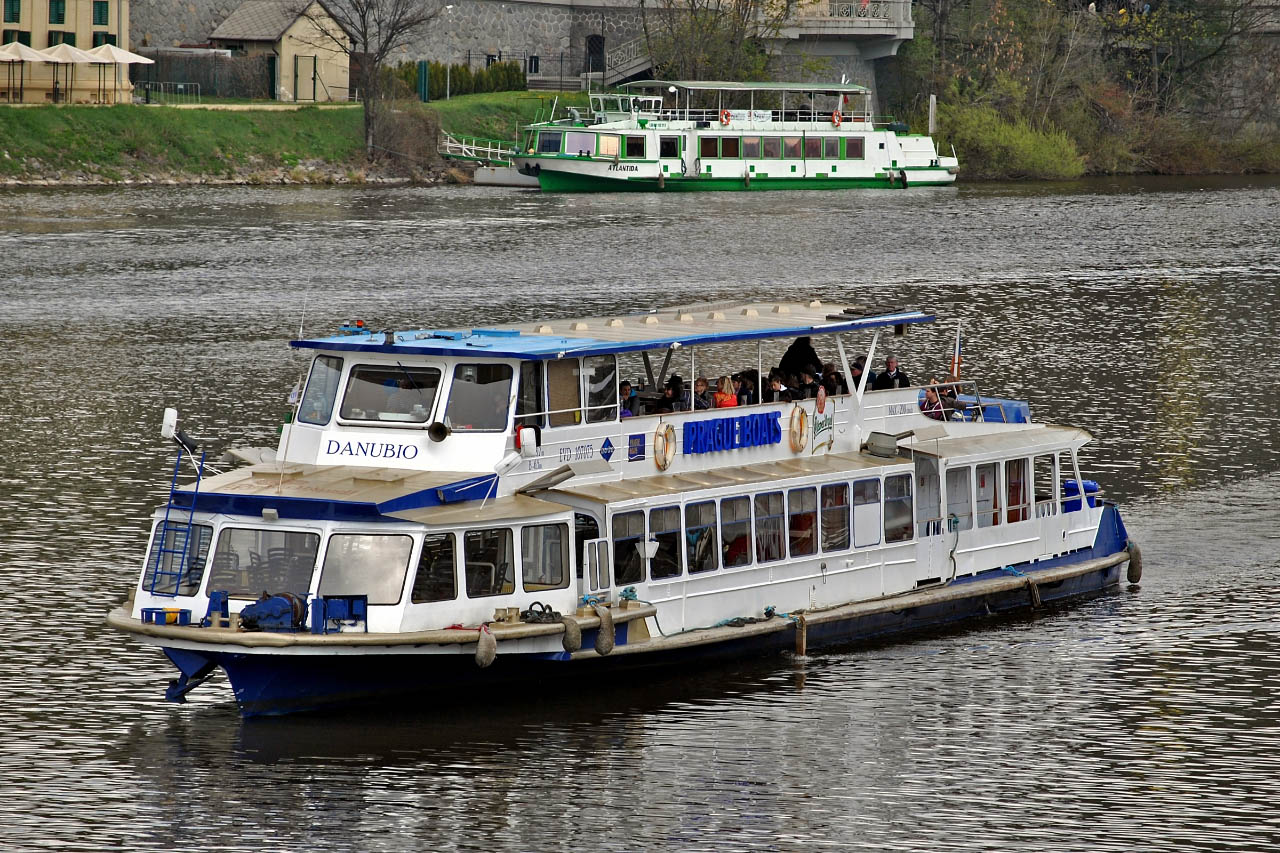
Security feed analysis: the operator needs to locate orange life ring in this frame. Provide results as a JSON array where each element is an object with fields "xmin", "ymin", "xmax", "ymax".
[
  {"xmin": 719, "ymin": 109, "xmax": 732, "ymax": 126},
  {"xmin": 654, "ymin": 423, "xmax": 677, "ymax": 471},
  {"xmin": 831, "ymin": 111, "xmax": 843, "ymax": 127},
  {"xmin": 788, "ymin": 406, "xmax": 808, "ymax": 453}
]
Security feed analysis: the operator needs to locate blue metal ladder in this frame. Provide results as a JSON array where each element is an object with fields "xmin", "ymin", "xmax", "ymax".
[{"xmin": 147, "ymin": 448, "xmax": 206, "ymax": 597}]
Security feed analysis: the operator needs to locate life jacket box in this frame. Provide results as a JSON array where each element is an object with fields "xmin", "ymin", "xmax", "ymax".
[{"xmin": 1062, "ymin": 479, "xmax": 1100, "ymax": 512}]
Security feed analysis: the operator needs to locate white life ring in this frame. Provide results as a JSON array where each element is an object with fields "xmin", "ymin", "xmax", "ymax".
[
  {"xmin": 788, "ymin": 406, "xmax": 808, "ymax": 453},
  {"xmin": 654, "ymin": 423, "xmax": 676, "ymax": 471}
]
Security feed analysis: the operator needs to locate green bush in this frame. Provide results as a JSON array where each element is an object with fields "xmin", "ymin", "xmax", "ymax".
[{"xmin": 939, "ymin": 103, "xmax": 1085, "ymax": 180}]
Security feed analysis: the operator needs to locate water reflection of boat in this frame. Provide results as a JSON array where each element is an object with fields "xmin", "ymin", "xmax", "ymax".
[
  {"xmin": 512, "ymin": 81, "xmax": 960, "ymax": 192},
  {"xmin": 107, "ymin": 299, "xmax": 1138, "ymax": 716}
]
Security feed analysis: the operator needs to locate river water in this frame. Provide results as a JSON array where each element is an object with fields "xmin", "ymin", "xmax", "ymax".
[{"xmin": 1, "ymin": 176, "xmax": 1278, "ymax": 851}]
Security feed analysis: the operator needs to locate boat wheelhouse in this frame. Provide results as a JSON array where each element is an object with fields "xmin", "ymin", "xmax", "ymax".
[
  {"xmin": 512, "ymin": 81, "xmax": 960, "ymax": 193},
  {"xmin": 108, "ymin": 300, "xmax": 1137, "ymax": 716}
]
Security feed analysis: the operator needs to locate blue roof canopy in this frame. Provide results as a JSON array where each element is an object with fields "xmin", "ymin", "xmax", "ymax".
[{"xmin": 291, "ymin": 301, "xmax": 935, "ymax": 361}]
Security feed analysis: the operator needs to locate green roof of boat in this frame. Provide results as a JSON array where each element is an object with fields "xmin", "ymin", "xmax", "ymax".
[{"xmin": 621, "ymin": 80, "xmax": 871, "ymax": 95}]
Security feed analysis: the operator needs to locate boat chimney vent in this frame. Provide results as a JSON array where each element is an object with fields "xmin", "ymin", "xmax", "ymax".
[{"xmin": 864, "ymin": 429, "xmax": 914, "ymax": 458}]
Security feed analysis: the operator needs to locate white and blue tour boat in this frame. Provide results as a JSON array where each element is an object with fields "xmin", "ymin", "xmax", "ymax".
[
  {"xmin": 108, "ymin": 300, "xmax": 1138, "ymax": 716},
  {"xmin": 513, "ymin": 81, "xmax": 960, "ymax": 192}
]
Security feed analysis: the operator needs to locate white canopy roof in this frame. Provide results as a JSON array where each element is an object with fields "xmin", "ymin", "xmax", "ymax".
[
  {"xmin": 85, "ymin": 43, "xmax": 155, "ymax": 64},
  {"xmin": 0, "ymin": 42, "xmax": 49, "ymax": 63},
  {"xmin": 40, "ymin": 43, "xmax": 96, "ymax": 64}
]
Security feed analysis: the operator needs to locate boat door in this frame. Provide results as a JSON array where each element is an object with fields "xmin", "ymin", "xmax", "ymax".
[
  {"xmin": 657, "ymin": 133, "xmax": 683, "ymax": 180},
  {"xmin": 914, "ymin": 456, "xmax": 946, "ymax": 583}
]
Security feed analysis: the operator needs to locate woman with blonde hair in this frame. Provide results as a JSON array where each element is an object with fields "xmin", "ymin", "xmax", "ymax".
[{"xmin": 713, "ymin": 376, "xmax": 739, "ymax": 408}]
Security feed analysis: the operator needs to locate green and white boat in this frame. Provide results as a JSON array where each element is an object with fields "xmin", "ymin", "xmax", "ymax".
[{"xmin": 513, "ymin": 80, "xmax": 959, "ymax": 193}]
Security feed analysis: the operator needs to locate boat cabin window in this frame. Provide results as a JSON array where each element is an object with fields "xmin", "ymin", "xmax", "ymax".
[
  {"xmin": 598, "ymin": 134, "xmax": 621, "ymax": 157},
  {"xmin": 340, "ymin": 364, "xmax": 440, "ymax": 423},
  {"xmin": 583, "ymin": 355, "xmax": 618, "ymax": 423},
  {"xmin": 844, "ymin": 137, "xmax": 865, "ymax": 159},
  {"xmin": 821, "ymin": 483, "xmax": 850, "ymax": 551},
  {"xmin": 208, "ymin": 528, "xmax": 319, "ymax": 598},
  {"xmin": 700, "ymin": 137, "xmax": 719, "ymax": 159},
  {"xmin": 659, "ymin": 136, "xmax": 680, "ymax": 158},
  {"xmin": 625, "ymin": 136, "xmax": 645, "ymax": 158},
  {"xmin": 649, "ymin": 506, "xmax": 682, "ymax": 580},
  {"xmin": 685, "ymin": 501, "xmax": 718, "ymax": 574},
  {"xmin": 762, "ymin": 137, "xmax": 781, "ymax": 158},
  {"xmin": 515, "ymin": 361, "xmax": 545, "ymax": 429},
  {"xmin": 853, "ymin": 478, "xmax": 882, "ymax": 547},
  {"xmin": 298, "ymin": 355, "xmax": 343, "ymax": 426},
  {"xmin": 1034, "ymin": 454, "xmax": 1059, "ymax": 518},
  {"xmin": 824, "ymin": 137, "xmax": 839, "ymax": 159},
  {"xmin": 976, "ymin": 462, "xmax": 1000, "ymax": 528},
  {"xmin": 464, "ymin": 528, "xmax": 515, "ymax": 597},
  {"xmin": 547, "ymin": 359, "xmax": 582, "ymax": 427},
  {"xmin": 143, "ymin": 522, "xmax": 213, "ymax": 596},
  {"xmin": 538, "ymin": 131, "xmax": 562, "ymax": 154},
  {"xmin": 804, "ymin": 137, "xmax": 822, "ymax": 159},
  {"xmin": 319, "ymin": 533, "xmax": 413, "ymax": 605},
  {"xmin": 884, "ymin": 474, "xmax": 914, "ymax": 543},
  {"xmin": 788, "ymin": 487, "xmax": 817, "ymax": 557},
  {"xmin": 946, "ymin": 467, "xmax": 973, "ymax": 531},
  {"xmin": 445, "ymin": 363, "xmax": 513, "ymax": 431},
  {"xmin": 721, "ymin": 496, "xmax": 752, "ymax": 568},
  {"xmin": 411, "ymin": 532, "xmax": 457, "ymax": 602},
  {"xmin": 522, "ymin": 523, "xmax": 570, "ymax": 591},
  {"xmin": 721, "ymin": 137, "xmax": 741, "ymax": 158},
  {"xmin": 612, "ymin": 510, "xmax": 644, "ymax": 584},
  {"xmin": 1006, "ymin": 458, "xmax": 1030, "ymax": 524},
  {"xmin": 783, "ymin": 137, "xmax": 802, "ymax": 158},
  {"xmin": 565, "ymin": 130, "xmax": 594, "ymax": 157},
  {"xmin": 754, "ymin": 491, "xmax": 785, "ymax": 563},
  {"xmin": 742, "ymin": 136, "xmax": 760, "ymax": 157}
]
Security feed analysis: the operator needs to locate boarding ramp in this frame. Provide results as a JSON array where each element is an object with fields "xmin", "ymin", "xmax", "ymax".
[{"xmin": 439, "ymin": 132, "xmax": 518, "ymax": 166}]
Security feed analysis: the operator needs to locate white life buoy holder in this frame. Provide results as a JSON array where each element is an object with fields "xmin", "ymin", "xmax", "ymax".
[
  {"xmin": 788, "ymin": 406, "xmax": 808, "ymax": 453},
  {"xmin": 831, "ymin": 111, "xmax": 843, "ymax": 127},
  {"xmin": 720, "ymin": 109, "xmax": 732, "ymax": 126},
  {"xmin": 654, "ymin": 423, "xmax": 677, "ymax": 470}
]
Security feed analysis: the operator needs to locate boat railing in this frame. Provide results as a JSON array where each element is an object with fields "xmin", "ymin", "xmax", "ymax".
[{"xmin": 647, "ymin": 108, "xmax": 876, "ymax": 126}]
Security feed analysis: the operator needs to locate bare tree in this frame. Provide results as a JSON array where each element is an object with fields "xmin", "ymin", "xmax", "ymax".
[
  {"xmin": 293, "ymin": 0, "xmax": 443, "ymax": 158},
  {"xmin": 639, "ymin": 0, "xmax": 797, "ymax": 82}
]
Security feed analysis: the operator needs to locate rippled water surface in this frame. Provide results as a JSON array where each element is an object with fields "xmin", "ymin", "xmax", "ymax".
[{"xmin": 1, "ymin": 176, "xmax": 1279, "ymax": 851}]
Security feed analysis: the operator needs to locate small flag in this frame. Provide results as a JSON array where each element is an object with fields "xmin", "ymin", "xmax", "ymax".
[
  {"xmin": 949, "ymin": 323, "xmax": 963, "ymax": 379},
  {"xmin": 860, "ymin": 0, "xmax": 870, "ymax": 9},
  {"xmin": 287, "ymin": 380, "xmax": 302, "ymax": 405}
]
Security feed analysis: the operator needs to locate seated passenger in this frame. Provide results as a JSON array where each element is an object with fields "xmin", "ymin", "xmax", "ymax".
[
  {"xmin": 921, "ymin": 383, "xmax": 946, "ymax": 420},
  {"xmin": 663, "ymin": 375, "xmax": 689, "ymax": 411},
  {"xmin": 821, "ymin": 362, "xmax": 848, "ymax": 395},
  {"xmin": 712, "ymin": 376, "xmax": 739, "ymax": 408},
  {"xmin": 796, "ymin": 368, "xmax": 820, "ymax": 400},
  {"xmin": 692, "ymin": 377, "xmax": 713, "ymax": 410},
  {"xmin": 850, "ymin": 356, "xmax": 872, "ymax": 391},
  {"xmin": 732, "ymin": 373, "xmax": 756, "ymax": 406},
  {"xmin": 618, "ymin": 380, "xmax": 635, "ymax": 417},
  {"xmin": 871, "ymin": 355, "xmax": 911, "ymax": 390},
  {"xmin": 764, "ymin": 375, "xmax": 788, "ymax": 403}
]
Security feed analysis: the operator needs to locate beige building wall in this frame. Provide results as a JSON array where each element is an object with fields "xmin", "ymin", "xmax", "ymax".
[
  {"xmin": 1, "ymin": 0, "xmax": 132, "ymax": 102},
  {"xmin": 276, "ymin": 4, "xmax": 348, "ymax": 102}
]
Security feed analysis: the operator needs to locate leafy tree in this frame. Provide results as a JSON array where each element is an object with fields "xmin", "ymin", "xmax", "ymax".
[{"xmin": 293, "ymin": 0, "xmax": 444, "ymax": 157}]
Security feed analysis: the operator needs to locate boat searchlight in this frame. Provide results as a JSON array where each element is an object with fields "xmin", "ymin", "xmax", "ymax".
[
  {"xmin": 864, "ymin": 429, "xmax": 915, "ymax": 458},
  {"xmin": 160, "ymin": 407, "xmax": 199, "ymax": 456}
]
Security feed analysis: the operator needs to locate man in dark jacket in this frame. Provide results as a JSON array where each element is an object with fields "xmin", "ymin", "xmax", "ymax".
[
  {"xmin": 871, "ymin": 355, "xmax": 910, "ymax": 390},
  {"xmin": 780, "ymin": 336, "xmax": 822, "ymax": 380}
]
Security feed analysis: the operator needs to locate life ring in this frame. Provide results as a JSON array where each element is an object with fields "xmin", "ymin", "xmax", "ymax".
[
  {"xmin": 654, "ymin": 423, "xmax": 676, "ymax": 471},
  {"xmin": 788, "ymin": 406, "xmax": 808, "ymax": 453},
  {"xmin": 831, "ymin": 111, "xmax": 843, "ymax": 127},
  {"xmin": 720, "ymin": 109, "xmax": 732, "ymax": 126}
]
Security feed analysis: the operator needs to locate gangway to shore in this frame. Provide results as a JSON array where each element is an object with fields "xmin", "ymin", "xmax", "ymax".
[{"xmin": 438, "ymin": 132, "xmax": 518, "ymax": 166}]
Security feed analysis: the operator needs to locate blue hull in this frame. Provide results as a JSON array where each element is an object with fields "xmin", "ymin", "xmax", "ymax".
[{"xmin": 166, "ymin": 505, "xmax": 1132, "ymax": 717}]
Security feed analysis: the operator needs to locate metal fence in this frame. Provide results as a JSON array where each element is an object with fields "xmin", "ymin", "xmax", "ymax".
[
  {"xmin": 135, "ymin": 52, "xmax": 272, "ymax": 99},
  {"xmin": 132, "ymin": 81, "xmax": 203, "ymax": 105}
]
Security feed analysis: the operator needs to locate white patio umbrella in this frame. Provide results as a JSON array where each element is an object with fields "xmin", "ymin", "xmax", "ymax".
[
  {"xmin": 85, "ymin": 43, "xmax": 154, "ymax": 104},
  {"xmin": 39, "ymin": 42, "xmax": 95, "ymax": 103},
  {"xmin": 0, "ymin": 41, "xmax": 47, "ymax": 102}
]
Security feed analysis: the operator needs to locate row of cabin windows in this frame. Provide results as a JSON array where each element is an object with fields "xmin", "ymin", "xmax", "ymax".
[
  {"xmin": 536, "ymin": 130, "xmax": 866, "ymax": 161},
  {"xmin": 142, "ymin": 522, "xmax": 571, "ymax": 603},
  {"xmin": 2, "ymin": 0, "xmax": 111, "ymax": 24},
  {"xmin": 939, "ymin": 454, "xmax": 1068, "ymax": 536},
  {"xmin": 297, "ymin": 354, "xmax": 618, "ymax": 430},
  {"xmin": 609, "ymin": 475, "xmax": 912, "ymax": 584}
]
